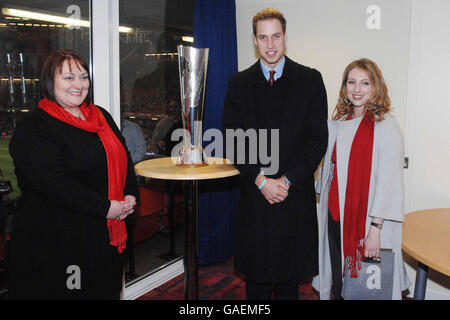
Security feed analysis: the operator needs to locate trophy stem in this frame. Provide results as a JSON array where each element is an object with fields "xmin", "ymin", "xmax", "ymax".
[{"xmin": 177, "ymin": 45, "xmax": 209, "ymax": 167}]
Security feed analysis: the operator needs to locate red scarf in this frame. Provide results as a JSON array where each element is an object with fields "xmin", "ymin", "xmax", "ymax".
[
  {"xmin": 342, "ymin": 112, "xmax": 374, "ymax": 277},
  {"xmin": 39, "ymin": 97, "xmax": 128, "ymax": 253}
]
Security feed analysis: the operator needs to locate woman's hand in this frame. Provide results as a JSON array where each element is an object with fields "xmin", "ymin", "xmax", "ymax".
[
  {"xmin": 364, "ymin": 218, "xmax": 384, "ymax": 258},
  {"xmin": 106, "ymin": 200, "xmax": 125, "ymax": 220},
  {"xmin": 364, "ymin": 227, "xmax": 381, "ymax": 258},
  {"xmin": 122, "ymin": 195, "xmax": 137, "ymax": 215},
  {"xmin": 106, "ymin": 196, "xmax": 137, "ymax": 220}
]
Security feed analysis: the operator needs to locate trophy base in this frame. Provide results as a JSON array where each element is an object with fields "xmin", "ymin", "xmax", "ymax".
[
  {"xmin": 177, "ymin": 162, "xmax": 208, "ymax": 168},
  {"xmin": 176, "ymin": 147, "xmax": 209, "ymax": 167}
]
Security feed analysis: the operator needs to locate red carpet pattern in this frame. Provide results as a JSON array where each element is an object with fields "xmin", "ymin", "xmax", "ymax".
[{"xmin": 138, "ymin": 257, "xmax": 319, "ymax": 300}]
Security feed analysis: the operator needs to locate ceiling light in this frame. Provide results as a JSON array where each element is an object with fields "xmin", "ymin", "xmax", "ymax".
[
  {"xmin": 182, "ymin": 36, "xmax": 194, "ymax": 43},
  {"xmin": 145, "ymin": 53, "xmax": 178, "ymax": 57},
  {"xmin": 2, "ymin": 8, "xmax": 133, "ymax": 33}
]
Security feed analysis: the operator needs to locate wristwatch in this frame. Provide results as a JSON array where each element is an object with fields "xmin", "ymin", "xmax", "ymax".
[
  {"xmin": 283, "ymin": 175, "xmax": 291, "ymax": 186},
  {"xmin": 370, "ymin": 221, "xmax": 383, "ymax": 230}
]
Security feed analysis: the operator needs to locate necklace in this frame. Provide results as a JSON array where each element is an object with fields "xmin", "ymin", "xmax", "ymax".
[{"xmin": 66, "ymin": 108, "xmax": 83, "ymax": 120}]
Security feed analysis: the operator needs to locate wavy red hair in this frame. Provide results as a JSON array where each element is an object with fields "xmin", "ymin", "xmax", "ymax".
[{"xmin": 333, "ymin": 58, "xmax": 391, "ymax": 122}]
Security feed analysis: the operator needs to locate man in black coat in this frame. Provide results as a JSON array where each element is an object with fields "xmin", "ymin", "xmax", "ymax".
[{"xmin": 222, "ymin": 8, "xmax": 328, "ymax": 300}]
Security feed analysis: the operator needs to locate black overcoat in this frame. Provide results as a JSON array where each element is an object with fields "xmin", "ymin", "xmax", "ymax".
[
  {"xmin": 222, "ymin": 57, "xmax": 328, "ymax": 283},
  {"xmin": 8, "ymin": 106, "xmax": 139, "ymax": 299}
]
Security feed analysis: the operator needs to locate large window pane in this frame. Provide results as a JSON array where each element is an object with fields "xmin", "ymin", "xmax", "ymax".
[
  {"xmin": 0, "ymin": 0, "xmax": 90, "ymax": 200},
  {"xmin": 119, "ymin": 0, "xmax": 194, "ymax": 285}
]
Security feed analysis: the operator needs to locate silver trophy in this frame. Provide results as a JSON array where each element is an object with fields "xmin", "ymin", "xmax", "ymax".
[{"xmin": 176, "ymin": 45, "xmax": 209, "ymax": 167}]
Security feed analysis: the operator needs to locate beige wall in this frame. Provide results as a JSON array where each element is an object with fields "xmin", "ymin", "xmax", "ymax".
[
  {"xmin": 236, "ymin": 0, "xmax": 410, "ymax": 129},
  {"xmin": 402, "ymin": 0, "xmax": 450, "ymax": 299},
  {"xmin": 236, "ymin": 0, "xmax": 450, "ymax": 300}
]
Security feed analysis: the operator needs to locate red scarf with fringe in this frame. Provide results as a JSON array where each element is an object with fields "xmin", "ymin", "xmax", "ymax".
[
  {"xmin": 343, "ymin": 112, "xmax": 374, "ymax": 278},
  {"xmin": 39, "ymin": 97, "xmax": 128, "ymax": 253}
]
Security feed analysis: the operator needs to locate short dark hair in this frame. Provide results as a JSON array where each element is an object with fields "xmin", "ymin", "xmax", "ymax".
[
  {"xmin": 40, "ymin": 49, "xmax": 91, "ymax": 104},
  {"xmin": 252, "ymin": 8, "xmax": 286, "ymax": 36}
]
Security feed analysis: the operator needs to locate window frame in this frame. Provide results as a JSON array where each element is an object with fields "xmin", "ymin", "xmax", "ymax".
[{"xmin": 90, "ymin": 0, "xmax": 184, "ymax": 299}]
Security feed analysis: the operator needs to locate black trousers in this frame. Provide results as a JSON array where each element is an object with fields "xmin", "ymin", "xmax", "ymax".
[
  {"xmin": 245, "ymin": 277, "xmax": 299, "ymax": 300},
  {"xmin": 328, "ymin": 211, "xmax": 343, "ymax": 300}
]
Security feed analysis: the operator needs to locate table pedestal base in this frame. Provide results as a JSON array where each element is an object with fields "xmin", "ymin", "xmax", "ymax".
[
  {"xmin": 134, "ymin": 157, "xmax": 239, "ymax": 300},
  {"xmin": 184, "ymin": 180, "xmax": 198, "ymax": 300}
]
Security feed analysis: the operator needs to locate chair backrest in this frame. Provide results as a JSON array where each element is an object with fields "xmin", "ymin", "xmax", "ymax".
[{"xmin": 136, "ymin": 182, "xmax": 166, "ymax": 217}]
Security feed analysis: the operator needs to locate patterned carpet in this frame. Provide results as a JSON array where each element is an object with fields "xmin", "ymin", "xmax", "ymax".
[{"xmin": 138, "ymin": 257, "xmax": 319, "ymax": 300}]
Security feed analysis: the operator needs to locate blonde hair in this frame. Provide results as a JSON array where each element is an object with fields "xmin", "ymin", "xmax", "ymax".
[
  {"xmin": 333, "ymin": 58, "xmax": 391, "ymax": 122},
  {"xmin": 252, "ymin": 8, "xmax": 286, "ymax": 36}
]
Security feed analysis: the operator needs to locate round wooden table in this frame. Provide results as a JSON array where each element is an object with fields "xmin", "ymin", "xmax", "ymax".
[
  {"xmin": 135, "ymin": 157, "xmax": 239, "ymax": 300},
  {"xmin": 402, "ymin": 208, "xmax": 450, "ymax": 299}
]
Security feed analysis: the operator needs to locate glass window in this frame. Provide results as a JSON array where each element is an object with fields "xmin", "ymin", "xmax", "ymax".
[
  {"xmin": 119, "ymin": 0, "xmax": 194, "ymax": 285},
  {"xmin": 0, "ymin": 0, "xmax": 90, "ymax": 200}
]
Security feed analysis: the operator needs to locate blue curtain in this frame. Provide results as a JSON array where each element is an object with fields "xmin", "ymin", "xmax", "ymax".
[{"xmin": 194, "ymin": 0, "xmax": 240, "ymax": 266}]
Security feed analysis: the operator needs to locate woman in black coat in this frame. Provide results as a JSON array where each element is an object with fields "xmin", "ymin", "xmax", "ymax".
[{"xmin": 7, "ymin": 49, "xmax": 139, "ymax": 299}]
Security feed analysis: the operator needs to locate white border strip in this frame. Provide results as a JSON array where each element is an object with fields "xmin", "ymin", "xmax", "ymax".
[
  {"xmin": 109, "ymin": 0, "xmax": 121, "ymax": 125},
  {"xmin": 91, "ymin": 0, "xmax": 121, "ymax": 126},
  {"xmin": 92, "ymin": 1, "xmax": 182, "ymax": 300}
]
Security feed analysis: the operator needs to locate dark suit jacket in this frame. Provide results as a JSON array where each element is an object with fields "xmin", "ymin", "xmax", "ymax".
[{"xmin": 222, "ymin": 56, "xmax": 328, "ymax": 282}]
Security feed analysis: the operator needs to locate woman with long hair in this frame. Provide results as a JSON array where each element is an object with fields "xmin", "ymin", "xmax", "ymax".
[{"xmin": 313, "ymin": 58, "xmax": 410, "ymax": 299}]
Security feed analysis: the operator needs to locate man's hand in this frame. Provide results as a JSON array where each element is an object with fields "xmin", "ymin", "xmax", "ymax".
[{"xmin": 255, "ymin": 174, "xmax": 290, "ymax": 204}]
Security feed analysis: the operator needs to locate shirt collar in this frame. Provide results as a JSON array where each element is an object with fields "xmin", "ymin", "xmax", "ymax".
[{"xmin": 260, "ymin": 56, "xmax": 285, "ymax": 81}]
